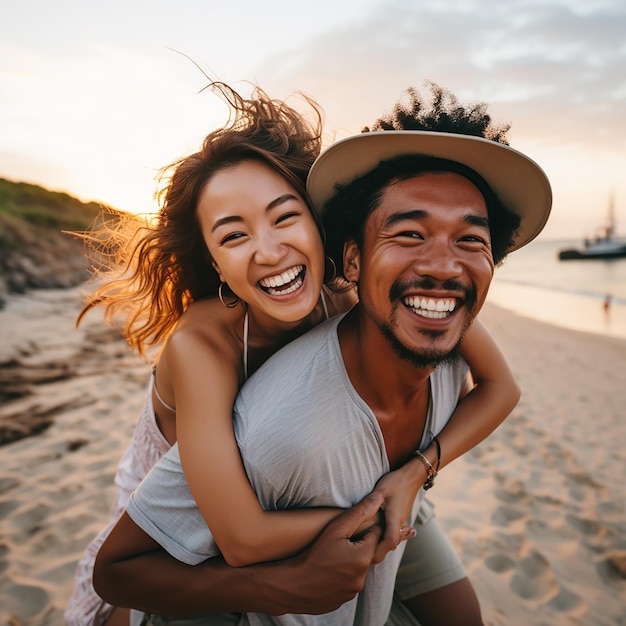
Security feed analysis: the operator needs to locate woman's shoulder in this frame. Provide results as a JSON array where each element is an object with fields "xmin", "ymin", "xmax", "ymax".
[
  {"xmin": 178, "ymin": 296, "xmax": 237, "ymax": 327},
  {"xmin": 167, "ymin": 298, "xmax": 245, "ymax": 359}
]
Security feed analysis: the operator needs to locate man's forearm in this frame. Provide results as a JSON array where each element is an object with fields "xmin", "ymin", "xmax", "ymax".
[
  {"xmin": 97, "ymin": 549, "xmax": 304, "ymax": 616},
  {"xmin": 94, "ymin": 493, "xmax": 384, "ymax": 617},
  {"xmin": 98, "ymin": 551, "xmax": 369, "ymax": 617}
]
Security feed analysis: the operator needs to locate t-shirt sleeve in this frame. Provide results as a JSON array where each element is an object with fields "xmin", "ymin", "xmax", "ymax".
[
  {"xmin": 428, "ymin": 356, "xmax": 471, "ymax": 438},
  {"xmin": 126, "ymin": 444, "xmax": 220, "ymax": 565}
]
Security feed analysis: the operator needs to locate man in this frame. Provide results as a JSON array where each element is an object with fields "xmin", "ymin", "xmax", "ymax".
[{"xmin": 93, "ymin": 87, "xmax": 552, "ymax": 625}]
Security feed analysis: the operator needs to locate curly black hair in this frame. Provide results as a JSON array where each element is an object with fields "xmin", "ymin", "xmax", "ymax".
[{"xmin": 363, "ymin": 81, "xmax": 510, "ymax": 143}]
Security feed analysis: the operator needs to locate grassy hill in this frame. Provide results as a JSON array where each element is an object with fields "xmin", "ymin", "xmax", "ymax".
[
  {"xmin": 0, "ymin": 178, "xmax": 104, "ymax": 241},
  {"xmin": 0, "ymin": 178, "xmax": 118, "ymax": 306}
]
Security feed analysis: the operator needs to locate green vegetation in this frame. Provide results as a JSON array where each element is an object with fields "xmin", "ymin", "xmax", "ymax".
[
  {"xmin": 0, "ymin": 178, "xmax": 106, "ymax": 254},
  {"xmin": 0, "ymin": 178, "xmax": 131, "ymax": 299}
]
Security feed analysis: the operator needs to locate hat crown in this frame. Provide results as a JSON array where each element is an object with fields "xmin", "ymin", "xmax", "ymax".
[{"xmin": 307, "ymin": 130, "xmax": 552, "ymax": 251}]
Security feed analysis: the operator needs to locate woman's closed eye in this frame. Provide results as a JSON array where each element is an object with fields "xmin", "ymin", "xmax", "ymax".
[
  {"xmin": 220, "ymin": 231, "xmax": 247, "ymax": 245},
  {"xmin": 275, "ymin": 211, "xmax": 300, "ymax": 225}
]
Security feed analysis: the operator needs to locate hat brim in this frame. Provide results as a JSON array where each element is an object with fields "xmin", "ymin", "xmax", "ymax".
[{"xmin": 307, "ymin": 131, "xmax": 552, "ymax": 251}]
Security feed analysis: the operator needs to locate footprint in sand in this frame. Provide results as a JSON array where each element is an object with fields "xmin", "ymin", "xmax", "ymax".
[
  {"xmin": 565, "ymin": 512, "xmax": 615, "ymax": 554},
  {"xmin": 494, "ymin": 474, "xmax": 530, "ymax": 505},
  {"xmin": 566, "ymin": 467, "xmax": 607, "ymax": 503},
  {"xmin": 564, "ymin": 513, "xmax": 605, "ymax": 538},
  {"xmin": 510, "ymin": 550, "xmax": 557, "ymax": 601},
  {"xmin": 484, "ymin": 553, "xmax": 516, "ymax": 573},
  {"xmin": 9, "ymin": 500, "xmax": 50, "ymax": 535},
  {"xmin": 508, "ymin": 548, "xmax": 586, "ymax": 616},
  {"xmin": 0, "ymin": 475, "xmax": 20, "ymax": 494},
  {"xmin": 602, "ymin": 550, "xmax": 626, "ymax": 581},
  {"xmin": 546, "ymin": 585, "xmax": 586, "ymax": 615},
  {"xmin": 0, "ymin": 496, "xmax": 20, "ymax": 522},
  {"xmin": 1, "ymin": 582, "xmax": 50, "ymax": 618},
  {"xmin": 491, "ymin": 505, "xmax": 526, "ymax": 527},
  {"xmin": 0, "ymin": 541, "xmax": 8, "ymax": 575}
]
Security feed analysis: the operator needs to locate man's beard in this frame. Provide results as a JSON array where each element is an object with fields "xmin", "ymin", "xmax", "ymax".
[
  {"xmin": 380, "ymin": 322, "xmax": 464, "ymax": 369},
  {"xmin": 381, "ymin": 277, "xmax": 477, "ymax": 369}
]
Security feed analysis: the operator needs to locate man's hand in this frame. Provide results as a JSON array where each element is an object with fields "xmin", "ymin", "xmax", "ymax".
[
  {"xmin": 93, "ymin": 495, "xmax": 388, "ymax": 618},
  {"xmin": 260, "ymin": 492, "xmax": 384, "ymax": 615}
]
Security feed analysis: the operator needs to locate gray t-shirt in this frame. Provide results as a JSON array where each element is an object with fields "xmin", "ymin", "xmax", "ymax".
[{"xmin": 128, "ymin": 314, "xmax": 469, "ymax": 625}]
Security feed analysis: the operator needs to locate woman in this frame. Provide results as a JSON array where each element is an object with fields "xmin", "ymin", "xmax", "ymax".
[{"xmin": 67, "ymin": 82, "xmax": 519, "ymax": 625}]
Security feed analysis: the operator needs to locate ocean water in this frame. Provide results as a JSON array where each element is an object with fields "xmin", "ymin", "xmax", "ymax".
[{"xmin": 487, "ymin": 239, "xmax": 626, "ymax": 339}]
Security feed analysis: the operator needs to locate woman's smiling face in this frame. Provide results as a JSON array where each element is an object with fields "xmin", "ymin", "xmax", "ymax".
[{"xmin": 199, "ymin": 159, "xmax": 325, "ymax": 323}]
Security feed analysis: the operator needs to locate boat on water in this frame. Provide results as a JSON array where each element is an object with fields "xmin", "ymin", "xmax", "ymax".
[{"xmin": 559, "ymin": 196, "xmax": 626, "ymax": 260}]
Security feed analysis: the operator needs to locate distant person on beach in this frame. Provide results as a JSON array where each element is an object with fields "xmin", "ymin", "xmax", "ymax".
[
  {"xmin": 87, "ymin": 85, "xmax": 551, "ymax": 626},
  {"xmin": 603, "ymin": 293, "xmax": 612, "ymax": 315}
]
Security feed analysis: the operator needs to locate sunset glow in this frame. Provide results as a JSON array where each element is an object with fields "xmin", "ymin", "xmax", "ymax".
[{"xmin": 2, "ymin": 0, "xmax": 625, "ymax": 238}]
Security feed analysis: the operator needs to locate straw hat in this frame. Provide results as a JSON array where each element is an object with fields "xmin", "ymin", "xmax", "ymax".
[{"xmin": 307, "ymin": 131, "xmax": 552, "ymax": 250}]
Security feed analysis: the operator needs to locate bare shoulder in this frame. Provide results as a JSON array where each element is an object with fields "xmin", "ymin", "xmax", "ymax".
[{"xmin": 166, "ymin": 298, "xmax": 245, "ymax": 369}]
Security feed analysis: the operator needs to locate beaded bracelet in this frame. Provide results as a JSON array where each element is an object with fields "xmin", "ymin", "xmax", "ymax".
[{"xmin": 413, "ymin": 436, "xmax": 441, "ymax": 490}]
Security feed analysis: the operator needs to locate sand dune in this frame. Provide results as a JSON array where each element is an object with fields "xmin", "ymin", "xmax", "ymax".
[{"xmin": 0, "ymin": 287, "xmax": 624, "ymax": 625}]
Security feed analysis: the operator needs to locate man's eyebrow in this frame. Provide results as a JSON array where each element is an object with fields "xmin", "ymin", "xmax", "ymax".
[
  {"xmin": 383, "ymin": 209, "xmax": 428, "ymax": 229},
  {"xmin": 464, "ymin": 214, "xmax": 490, "ymax": 230},
  {"xmin": 383, "ymin": 209, "xmax": 490, "ymax": 231},
  {"xmin": 211, "ymin": 194, "xmax": 298, "ymax": 233}
]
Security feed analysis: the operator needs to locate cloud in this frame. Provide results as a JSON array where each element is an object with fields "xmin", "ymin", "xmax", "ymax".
[
  {"xmin": 244, "ymin": 0, "xmax": 626, "ymax": 237},
  {"xmin": 255, "ymin": 0, "xmax": 626, "ymax": 147},
  {"xmin": 2, "ymin": 0, "xmax": 625, "ymax": 236}
]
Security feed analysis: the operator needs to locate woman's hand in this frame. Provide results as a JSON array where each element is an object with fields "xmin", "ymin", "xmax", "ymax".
[{"xmin": 370, "ymin": 460, "xmax": 426, "ymax": 563}]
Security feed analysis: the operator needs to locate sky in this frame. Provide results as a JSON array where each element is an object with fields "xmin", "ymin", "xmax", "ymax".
[{"xmin": 1, "ymin": 0, "xmax": 625, "ymax": 240}]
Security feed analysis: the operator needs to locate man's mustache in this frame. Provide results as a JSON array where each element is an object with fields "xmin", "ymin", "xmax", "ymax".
[{"xmin": 389, "ymin": 278, "xmax": 476, "ymax": 310}]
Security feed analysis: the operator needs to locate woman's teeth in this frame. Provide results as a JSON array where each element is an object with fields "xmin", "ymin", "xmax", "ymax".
[{"xmin": 259, "ymin": 265, "xmax": 304, "ymax": 295}]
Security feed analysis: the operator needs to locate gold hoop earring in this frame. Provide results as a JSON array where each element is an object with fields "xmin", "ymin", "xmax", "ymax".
[
  {"xmin": 324, "ymin": 256, "xmax": 337, "ymax": 282},
  {"xmin": 218, "ymin": 282, "xmax": 240, "ymax": 308}
]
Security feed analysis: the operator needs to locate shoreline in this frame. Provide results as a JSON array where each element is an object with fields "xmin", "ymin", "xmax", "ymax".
[
  {"xmin": 0, "ymin": 287, "xmax": 625, "ymax": 625},
  {"xmin": 488, "ymin": 278, "xmax": 626, "ymax": 340}
]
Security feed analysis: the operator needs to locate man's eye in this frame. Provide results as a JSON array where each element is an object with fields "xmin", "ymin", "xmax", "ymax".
[
  {"xmin": 460, "ymin": 235, "xmax": 487, "ymax": 244},
  {"xmin": 398, "ymin": 231, "xmax": 423, "ymax": 239}
]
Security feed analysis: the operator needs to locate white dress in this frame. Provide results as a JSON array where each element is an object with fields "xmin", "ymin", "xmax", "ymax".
[{"xmin": 64, "ymin": 374, "xmax": 170, "ymax": 625}]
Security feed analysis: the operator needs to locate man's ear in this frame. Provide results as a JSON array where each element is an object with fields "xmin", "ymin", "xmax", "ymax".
[{"xmin": 343, "ymin": 239, "xmax": 361, "ymax": 283}]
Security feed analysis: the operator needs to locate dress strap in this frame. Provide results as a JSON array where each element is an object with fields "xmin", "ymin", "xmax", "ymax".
[
  {"xmin": 243, "ymin": 309, "xmax": 249, "ymax": 381},
  {"xmin": 243, "ymin": 292, "xmax": 323, "ymax": 382},
  {"xmin": 320, "ymin": 287, "xmax": 330, "ymax": 320},
  {"xmin": 151, "ymin": 366, "xmax": 176, "ymax": 413}
]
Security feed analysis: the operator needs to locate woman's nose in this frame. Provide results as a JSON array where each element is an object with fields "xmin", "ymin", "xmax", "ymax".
[{"xmin": 253, "ymin": 231, "xmax": 288, "ymax": 265}]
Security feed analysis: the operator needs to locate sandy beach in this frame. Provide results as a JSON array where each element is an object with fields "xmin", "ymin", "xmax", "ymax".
[{"xmin": 0, "ymin": 287, "xmax": 624, "ymax": 626}]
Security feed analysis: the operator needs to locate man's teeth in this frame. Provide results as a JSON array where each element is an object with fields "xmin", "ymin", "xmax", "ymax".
[
  {"xmin": 403, "ymin": 296, "xmax": 456, "ymax": 319},
  {"xmin": 259, "ymin": 265, "xmax": 304, "ymax": 295}
]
